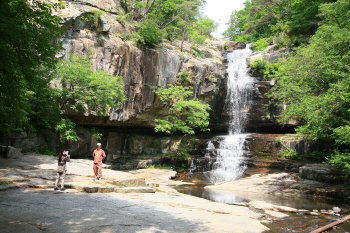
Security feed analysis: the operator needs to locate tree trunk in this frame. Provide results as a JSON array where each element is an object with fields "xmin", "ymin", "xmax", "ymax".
[
  {"xmin": 311, "ymin": 214, "xmax": 350, "ymax": 233},
  {"xmin": 168, "ymin": 131, "xmax": 174, "ymax": 151},
  {"xmin": 143, "ymin": 0, "xmax": 149, "ymax": 15},
  {"xmin": 180, "ymin": 27, "xmax": 187, "ymax": 52},
  {"xmin": 143, "ymin": 0, "xmax": 156, "ymax": 18},
  {"xmin": 124, "ymin": 0, "xmax": 128, "ymax": 13}
]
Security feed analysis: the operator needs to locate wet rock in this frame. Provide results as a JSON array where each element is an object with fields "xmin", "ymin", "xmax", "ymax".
[
  {"xmin": 249, "ymin": 201, "xmax": 298, "ymax": 213},
  {"xmin": 225, "ymin": 42, "xmax": 246, "ymax": 50},
  {"xmin": 4, "ymin": 146, "xmax": 22, "ymax": 159},
  {"xmin": 333, "ymin": 207, "xmax": 341, "ymax": 213},
  {"xmin": 308, "ymin": 212, "xmax": 319, "ymax": 216}
]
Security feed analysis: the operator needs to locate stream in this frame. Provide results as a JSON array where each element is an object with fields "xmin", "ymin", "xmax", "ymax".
[{"xmin": 174, "ymin": 172, "xmax": 350, "ymax": 233}]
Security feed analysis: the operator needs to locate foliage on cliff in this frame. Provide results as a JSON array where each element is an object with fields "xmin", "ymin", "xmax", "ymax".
[
  {"xmin": 53, "ymin": 54, "xmax": 125, "ymax": 116},
  {"xmin": 119, "ymin": 0, "xmax": 217, "ymax": 47},
  {"xmin": 154, "ymin": 84, "xmax": 210, "ymax": 150}
]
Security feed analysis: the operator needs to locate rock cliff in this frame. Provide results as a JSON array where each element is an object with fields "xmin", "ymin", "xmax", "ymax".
[{"xmin": 51, "ymin": 0, "xmax": 227, "ymax": 129}]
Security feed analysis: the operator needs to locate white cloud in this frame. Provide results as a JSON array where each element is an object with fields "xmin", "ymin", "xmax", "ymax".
[{"xmin": 202, "ymin": 0, "xmax": 246, "ymax": 39}]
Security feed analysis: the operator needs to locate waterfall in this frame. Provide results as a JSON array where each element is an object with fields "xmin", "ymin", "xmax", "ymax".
[{"xmin": 204, "ymin": 45, "xmax": 255, "ymax": 183}]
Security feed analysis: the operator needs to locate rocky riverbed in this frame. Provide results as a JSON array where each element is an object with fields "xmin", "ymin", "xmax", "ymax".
[{"xmin": 1, "ymin": 153, "xmax": 350, "ymax": 233}]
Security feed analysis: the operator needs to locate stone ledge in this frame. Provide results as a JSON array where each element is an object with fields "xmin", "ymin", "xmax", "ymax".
[{"xmin": 114, "ymin": 187, "xmax": 156, "ymax": 193}]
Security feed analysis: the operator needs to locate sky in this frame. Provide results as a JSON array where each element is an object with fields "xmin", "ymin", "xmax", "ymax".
[{"xmin": 202, "ymin": 0, "xmax": 246, "ymax": 39}]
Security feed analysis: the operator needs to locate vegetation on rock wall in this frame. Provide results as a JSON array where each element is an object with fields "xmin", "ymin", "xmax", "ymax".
[
  {"xmin": 52, "ymin": 53, "xmax": 125, "ymax": 116},
  {"xmin": 116, "ymin": 0, "xmax": 217, "ymax": 47},
  {"xmin": 154, "ymin": 83, "xmax": 210, "ymax": 151}
]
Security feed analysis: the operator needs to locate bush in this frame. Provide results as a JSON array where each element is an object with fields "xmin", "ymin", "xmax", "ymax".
[
  {"xmin": 250, "ymin": 58, "xmax": 267, "ymax": 75},
  {"xmin": 178, "ymin": 69, "xmax": 191, "ymax": 82},
  {"xmin": 251, "ymin": 37, "xmax": 272, "ymax": 50},
  {"xmin": 138, "ymin": 20, "xmax": 163, "ymax": 47},
  {"xmin": 119, "ymin": 33, "xmax": 141, "ymax": 41},
  {"xmin": 327, "ymin": 150, "xmax": 350, "ymax": 174},
  {"xmin": 279, "ymin": 148, "xmax": 298, "ymax": 159}
]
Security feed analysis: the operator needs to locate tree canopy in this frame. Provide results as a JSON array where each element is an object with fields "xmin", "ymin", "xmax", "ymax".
[
  {"xmin": 263, "ymin": 0, "xmax": 350, "ymax": 172},
  {"xmin": 0, "ymin": 0, "xmax": 64, "ymax": 132},
  {"xmin": 223, "ymin": 0, "xmax": 337, "ymax": 48},
  {"xmin": 53, "ymin": 54, "xmax": 125, "ymax": 116}
]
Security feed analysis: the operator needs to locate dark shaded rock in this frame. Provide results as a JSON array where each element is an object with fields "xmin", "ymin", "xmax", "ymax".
[
  {"xmin": 4, "ymin": 146, "xmax": 22, "ymax": 159},
  {"xmin": 299, "ymin": 164, "xmax": 334, "ymax": 182}
]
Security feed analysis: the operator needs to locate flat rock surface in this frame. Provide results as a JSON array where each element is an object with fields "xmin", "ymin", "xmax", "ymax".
[
  {"xmin": 205, "ymin": 172, "xmax": 326, "ymax": 197},
  {"xmin": 0, "ymin": 153, "xmax": 271, "ymax": 232}
]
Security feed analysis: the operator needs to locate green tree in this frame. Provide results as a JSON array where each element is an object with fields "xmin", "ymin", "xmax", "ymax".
[
  {"xmin": 0, "ymin": 0, "xmax": 64, "ymax": 132},
  {"xmin": 189, "ymin": 16, "xmax": 217, "ymax": 44},
  {"xmin": 52, "ymin": 54, "xmax": 126, "ymax": 116},
  {"xmin": 223, "ymin": 1, "xmax": 251, "ymax": 41},
  {"xmin": 267, "ymin": 0, "xmax": 350, "ymax": 171},
  {"xmin": 154, "ymin": 84, "xmax": 210, "ymax": 150}
]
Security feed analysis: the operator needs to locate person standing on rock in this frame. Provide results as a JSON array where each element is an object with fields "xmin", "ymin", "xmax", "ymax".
[
  {"xmin": 93, "ymin": 143, "xmax": 106, "ymax": 181},
  {"xmin": 54, "ymin": 150, "xmax": 70, "ymax": 191}
]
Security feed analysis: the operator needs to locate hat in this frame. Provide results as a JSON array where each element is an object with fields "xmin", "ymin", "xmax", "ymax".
[{"xmin": 97, "ymin": 143, "xmax": 101, "ymax": 146}]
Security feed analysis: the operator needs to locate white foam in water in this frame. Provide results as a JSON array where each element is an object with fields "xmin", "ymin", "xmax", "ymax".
[{"xmin": 206, "ymin": 45, "xmax": 255, "ymax": 183}]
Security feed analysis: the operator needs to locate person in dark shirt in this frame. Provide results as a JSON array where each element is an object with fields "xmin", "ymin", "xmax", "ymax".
[{"xmin": 54, "ymin": 150, "xmax": 70, "ymax": 191}]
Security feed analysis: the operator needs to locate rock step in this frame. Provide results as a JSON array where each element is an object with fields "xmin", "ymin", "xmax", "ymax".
[
  {"xmin": 75, "ymin": 185, "xmax": 155, "ymax": 193},
  {"xmin": 112, "ymin": 178, "xmax": 146, "ymax": 187}
]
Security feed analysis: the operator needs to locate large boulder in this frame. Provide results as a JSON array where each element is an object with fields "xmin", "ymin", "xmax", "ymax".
[
  {"xmin": 299, "ymin": 164, "xmax": 334, "ymax": 182},
  {"xmin": 4, "ymin": 146, "xmax": 22, "ymax": 159}
]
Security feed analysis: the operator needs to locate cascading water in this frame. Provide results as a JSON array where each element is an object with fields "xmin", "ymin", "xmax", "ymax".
[{"xmin": 202, "ymin": 45, "xmax": 255, "ymax": 183}]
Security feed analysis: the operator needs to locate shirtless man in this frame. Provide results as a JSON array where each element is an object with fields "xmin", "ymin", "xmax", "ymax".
[{"xmin": 92, "ymin": 143, "xmax": 106, "ymax": 181}]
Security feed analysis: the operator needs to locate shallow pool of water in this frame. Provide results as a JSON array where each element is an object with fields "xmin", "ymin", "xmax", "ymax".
[{"xmin": 174, "ymin": 171, "xmax": 350, "ymax": 233}]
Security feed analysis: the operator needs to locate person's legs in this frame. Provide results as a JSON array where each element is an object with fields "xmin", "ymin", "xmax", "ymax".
[
  {"xmin": 98, "ymin": 163, "xmax": 102, "ymax": 178},
  {"xmin": 93, "ymin": 163, "xmax": 98, "ymax": 178},
  {"xmin": 60, "ymin": 172, "xmax": 66, "ymax": 189},
  {"xmin": 54, "ymin": 173, "xmax": 60, "ymax": 189}
]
